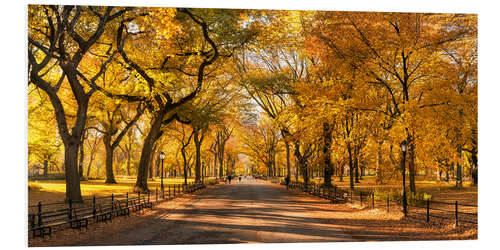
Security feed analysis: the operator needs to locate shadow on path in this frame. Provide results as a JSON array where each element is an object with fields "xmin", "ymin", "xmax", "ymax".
[{"xmin": 72, "ymin": 180, "xmax": 469, "ymax": 246}]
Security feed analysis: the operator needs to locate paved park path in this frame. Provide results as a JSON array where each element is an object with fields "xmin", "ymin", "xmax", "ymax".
[
  {"xmin": 30, "ymin": 177, "xmax": 473, "ymax": 247},
  {"xmin": 78, "ymin": 178, "xmax": 355, "ymax": 245},
  {"xmin": 29, "ymin": 178, "xmax": 475, "ymax": 247}
]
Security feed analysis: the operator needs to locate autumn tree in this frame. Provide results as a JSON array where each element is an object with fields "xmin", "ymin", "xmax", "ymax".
[
  {"xmin": 167, "ymin": 121, "xmax": 194, "ymax": 185},
  {"xmin": 86, "ymin": 59, "xmax": 145, "ymax": 183},
  {"xmin": 111, "ymin": 8, "xmax": 255, "ymax": 192},
  {"xmin": 307, "ymin": 12, "xmax": 477, "ymax": 193},
  {"xmin": 84, "ymin": 129, "xmax": 101, "ymax": 177},
  {"xmin": 28, "ymin": 5, "xmax": 131, "ymax": 202},
  {"xmin": 242, "ymin": 117, "xmax": 281, "ymax": 177},
  {"xmin": 28, "ymin": 87, "xmax": 62, "ymax": 176},
  {"xmin": 177, "ymin": 76, "xmax": 243, "ymax": 182}
]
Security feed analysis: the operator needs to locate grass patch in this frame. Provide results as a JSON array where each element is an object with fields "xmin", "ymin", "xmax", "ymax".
[
  {"xmin": 28, "ymin": 177, "xmax": 215, "ymax": 196},
  {"xmin": 28, "ymin": 177, "xmax": 217, "ymax": 205},
  {"xmin": 28, "ymin": 181, "xmax": 42, "ymax": 191}
]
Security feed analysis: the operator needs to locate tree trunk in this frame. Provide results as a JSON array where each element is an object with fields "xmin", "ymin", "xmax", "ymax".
[
  {"xmin": 322, "ymin": 123, "xmax": 333, "ymax": 186},
  {"xmin": 294, "ymin": 142, "xmax": 309, "ymax": 186},
  {"xmin": 339, "ymin": 165, "xmax": 344, "ymax": 182},
  {"xmin": 213, "ymin": 151, "xmax": 218, "ymax": 178},
  {"xmin": 470, "ymin": 133, "xmax": 478, "ymax": 185},
  {"xmin": 272, "ymin": 154, "xmax": 276, "ymax": 177},
  {"xmin": 354, "ymin": 151, "xmax": 360, "ymax": 184},
  {"xmin": 64, "ymin": 142, "xmax": 83, "ymax": 203},
  {"xmin": 103, "ymin": 134, "xmax": 117, "ymax": 184},
  {"xmin": 285, "ymin": 141, "xmax": 291, "ymax": 180},
  {"xmin": 299, "ymin": 159, "xmax": 309, "ymax": 186},
  {"xmin": 471, "ymin": 166, "xmax": 478, "ymax": 185},
  {"xmin": 78, "ymin": 139, "xmax": 84, "ymax": 178},
  {"xmin": 126, "ymin": 150, "xmax": 131, "ymax": 176},
  {"xmin": 104, "ymin": 143, "xmax": 117, "ymax": 184},
  {"xmin": 155, "ymin": 155, "xmax": 161, "ymax": 177},
  {"xmin": 182, "ymin": 147, "xmax": 188, "ymax": 185},
  {"xmin": 470, "ymin": 151, "xmax": 478, "ymax": 185},
  {"xmin": 323, "ymin": 122, "xmax": 333, "ymax": 187},
  {"xmin": 348, "ymin": 143, "xmax": 354, "ymax": 192},
  {"xmin": 43, "ymin": 159, "xmax": 48, "ymax": 177},
  {"xmin": 408, "ymin": 137, "xmax": 416, "ymax": 194},
  {"xmin": 268, "ymin": 163, "xmax": 272, "ymax": 177},
  {"xmin": 295, "ymin": 158, "xmax": 299, "ymax": 181},
  {"xmin": 202, "ymin": 163, "xmax": 205, "ymax": 181},
  {"xmin": 456, "ymin": 162, "xmax": 463, "ymax": 189},
  {"xmin": 135, "ymin": 114, "xmax": 163, "ymax": 193},
  {"xmin": 376, "ymin": 140, "xmax": 383, "ymax": 183},
  {"xmin": 86, "ymin": 154, "xmax": 94, "ymax": 178},
  {"xmin": 148, "ymin": 150, "xmax": 154, "ymax": 179},
  {"xmin": 193, "ymin": 129, "xmax": 202, "ymax": 183},
  {"xmin": 219, "ymin": 145, "xmax": 225, "ymax": 179},
  {"xmin": 54, "ymin": 163, "xmax": 62, "ymax": 174}
]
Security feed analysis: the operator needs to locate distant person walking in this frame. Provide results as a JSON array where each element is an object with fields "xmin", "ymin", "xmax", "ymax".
[
  {"xmin": 228, "ymin": 174, "xmax": 232, "ymax": 184},
  {"xmin": 239, "ymin": 176, "xmax": 242, "ymax": 182}
]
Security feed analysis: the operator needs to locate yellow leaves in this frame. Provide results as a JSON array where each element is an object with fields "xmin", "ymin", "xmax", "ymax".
[
  {"xmin": 240, "ymin": 12, "xmax": 250, "ymax": 22},
  {"xmin": 139, "ymin": 8, "xmax": 181, "ymax": 41}
]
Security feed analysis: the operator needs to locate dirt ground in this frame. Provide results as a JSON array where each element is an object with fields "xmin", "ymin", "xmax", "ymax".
[{"xmin": 28, "ymin": 178, "xmax": 477, "ymax": 247}]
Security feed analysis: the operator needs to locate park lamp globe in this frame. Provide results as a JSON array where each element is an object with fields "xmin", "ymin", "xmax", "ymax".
[
  {"xmin": 400, "ymin": 140, "xmax": 407, "ymax": 153},
  {"xmin": 159, "ymin": 152, "xmax": 165, "ymax": 160}
]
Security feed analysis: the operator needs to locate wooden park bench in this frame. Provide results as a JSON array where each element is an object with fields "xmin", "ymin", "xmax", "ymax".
[
  {"xmin": 95, "ymin": 203, "xmax": 113, "ymax": 222},
  {"xmin": 329, "ymin": 190, "xmax": 349, "ymax": 203},
  {"xmin": 29, "ymin": 192, "xmax": 156, "ymax": 239},
  {"xmin": 95, "ymin": 199, "xmax": 132, "ymax": 223},
  {"xmin": 69, "ymin": 207, "xmax": 89, "ymax": 230},
  {"xmin": 302, "ymin": 184, "xmax": 311, "ymax": 193},
  {"xmin": 129, "ymin": 195, "xmax": 153, "ymax": 212},
  {"xmin": 30, "ymin": 207, "xmax": 89, "ymax": 238},
  {"xmin": 313, "ymin": 185, "xmax": 322, "ymax": 197},
  {"xmin": 186, "ymin": 184, "xmax": 194, "ymax": 193},
  {"xmin": 192, "ymin": 182, "xmax": 204, "ymax": 192},
  {"xmin": 318, "ymin": 186, "xmax": 329, "ymax": 199},
  {"xmin": 114, "ymin": 200, "xmax": 130, "ymax": 217},
  {"xmin": 308, "ymin": 185, "xmax": 319, "ymax": 196}
]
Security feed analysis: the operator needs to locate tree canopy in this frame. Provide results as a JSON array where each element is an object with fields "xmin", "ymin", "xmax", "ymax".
[{"xmin": 28, "ymin": 6, "xmax": 477, "ymax": 201}]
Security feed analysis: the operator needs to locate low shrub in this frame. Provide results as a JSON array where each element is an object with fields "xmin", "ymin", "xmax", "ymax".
[
  {"xmin": 372, "ymin": 188, "xmax": 432, "ymax": 206},
  {"xmin": 373, "ymin": 188, "xmax": 403, "ymax": 202},
  {"xmin": 408, "ymin": 192, "xmax": 432, "ymax": 206}
]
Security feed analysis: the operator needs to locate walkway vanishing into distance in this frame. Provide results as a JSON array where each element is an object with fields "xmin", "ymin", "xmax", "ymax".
[
  {"xmin": 60, "ymin": 178, "xmax": 462, "ymax": 246},
  {"xmin": 78, "ymin": 178, "xmax": 355, "ymax": 245}
]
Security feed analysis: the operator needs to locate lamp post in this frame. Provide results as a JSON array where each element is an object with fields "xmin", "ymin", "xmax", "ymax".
[
  {"xmin": 159, "ymin": 152, "xmax": 165, "ymax": 197},
  {"xmin": 400, "ymin": 140, "xmax": 408, "ymax": 217}
]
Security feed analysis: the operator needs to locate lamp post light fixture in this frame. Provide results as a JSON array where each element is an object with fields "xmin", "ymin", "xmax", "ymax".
[
  {"xmin": 159, "ymin": 152, "xmax": 165, "ymax": 197},
  {"xmin": 400, "ymin": 140, "xmax": 408, "ymax": 217}
]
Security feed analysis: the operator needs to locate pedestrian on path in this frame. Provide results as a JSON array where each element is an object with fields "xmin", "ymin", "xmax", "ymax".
[{"xmin": 228, "ymin": 174, "xmax": 232, "ymax": 184}]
